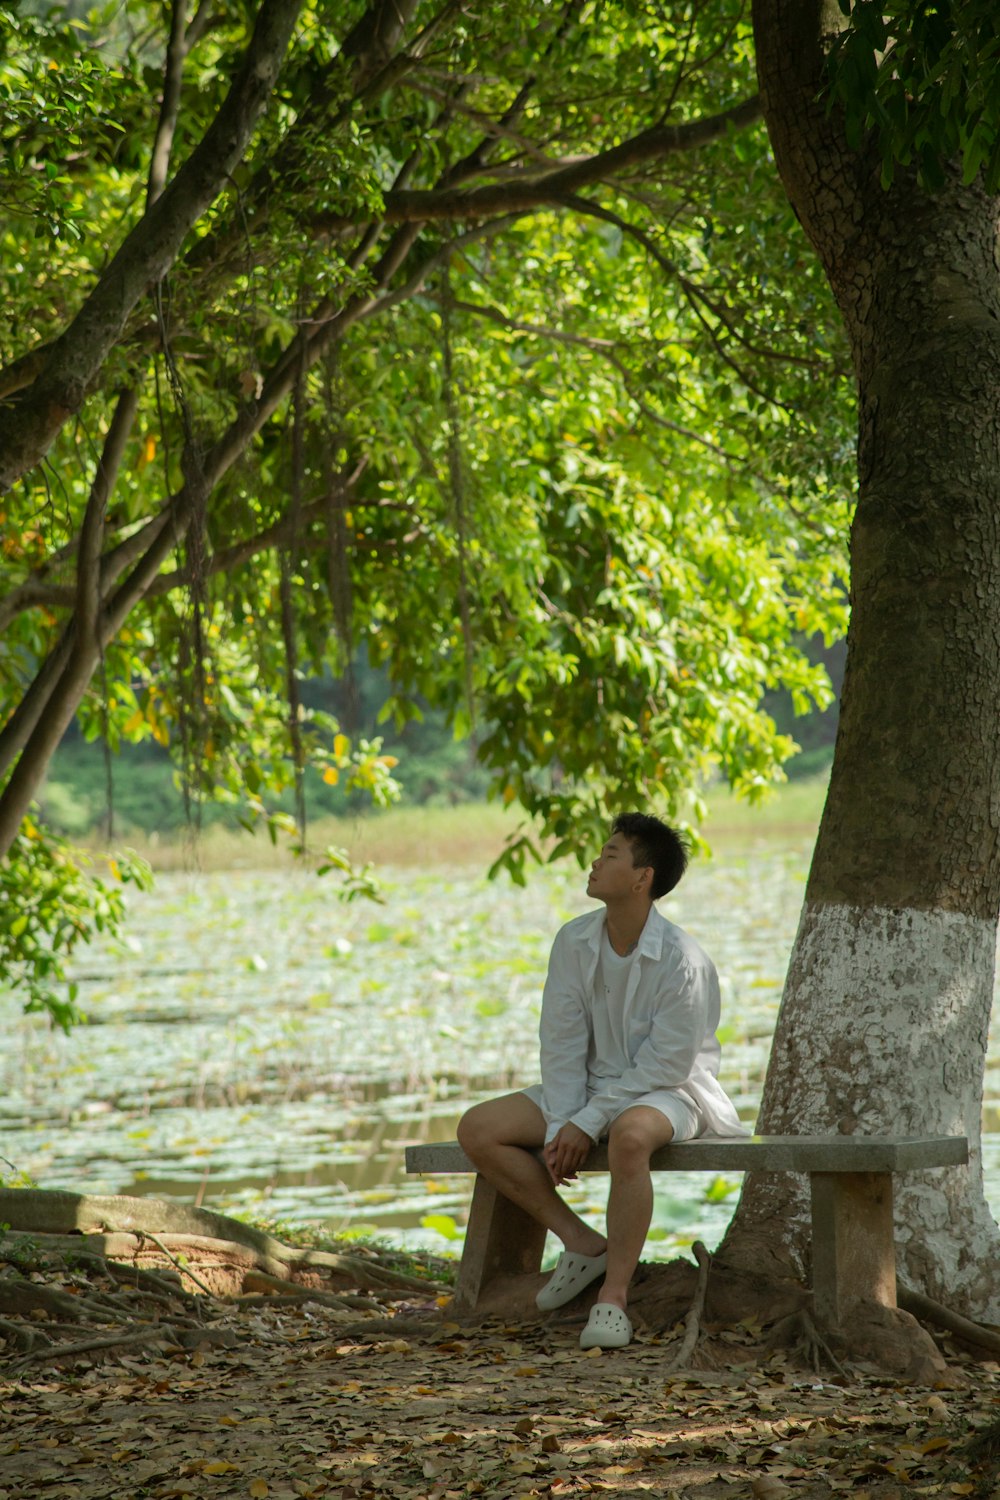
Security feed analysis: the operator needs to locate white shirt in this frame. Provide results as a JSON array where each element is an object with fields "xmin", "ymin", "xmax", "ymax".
[
  {"xmin": 591, "ymin": 931, "xmax": 634, "ymax": 1070},
  {"xmin": 538, "ymin": 904, "xmax": 746, "ymax": 1145}
]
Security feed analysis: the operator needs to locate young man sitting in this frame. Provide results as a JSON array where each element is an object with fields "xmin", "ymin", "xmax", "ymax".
[{"xmin": 457, "ymin": 812, "xmax": 745, "ymax": 1349}]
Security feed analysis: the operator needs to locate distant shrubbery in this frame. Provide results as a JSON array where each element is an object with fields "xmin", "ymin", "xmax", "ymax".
[{"xmin": 41, "ymin": 662, "xmax": 492, "ymax": 839}]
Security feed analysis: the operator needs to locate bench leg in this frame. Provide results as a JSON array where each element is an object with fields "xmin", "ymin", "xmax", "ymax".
[
  {"xmin": 454, "ymin": 1174, "xmax": 548, "ymax": 1312},
  {"xmin": 810, "ymin": 1170, "xmax": 896, "ymax": 1327}
]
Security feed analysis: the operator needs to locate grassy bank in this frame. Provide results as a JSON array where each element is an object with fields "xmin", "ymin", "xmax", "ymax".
[
  {"xmin": 97, "ymin": 801, "xmax": 522, "ymax": 872},
  {"xmin": 700, "ymin": 774, "xmax": 828, "ymax": 843},
  {"xmin": 80, "ymin": 774, "xmax": 830, "ymax": 874}
]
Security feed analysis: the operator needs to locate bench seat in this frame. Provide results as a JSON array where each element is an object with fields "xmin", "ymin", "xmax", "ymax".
[{"xmin": 405, "ymin": 1133, "xmax": 969, "ymax": 1323}]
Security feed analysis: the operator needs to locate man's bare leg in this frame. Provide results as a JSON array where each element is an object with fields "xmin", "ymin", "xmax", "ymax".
[
  {"xmin": 457, "ymin": 1093, "xmax": 606, "ymax": 1255},
  {"xmin": 597, "ymin": 1106, "xmax": 676, "ymax": 1309}
]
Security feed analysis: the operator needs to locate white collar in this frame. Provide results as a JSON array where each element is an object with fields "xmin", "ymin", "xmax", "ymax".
[{"xmin": 582, "ymin": 903, "xmax": 665, "ymax": 960}]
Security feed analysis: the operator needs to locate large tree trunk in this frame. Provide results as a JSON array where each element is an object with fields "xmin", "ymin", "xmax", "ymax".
[{"xmin": 721, "ymin": 0, "xmax": 1000, "ymax": 1318}]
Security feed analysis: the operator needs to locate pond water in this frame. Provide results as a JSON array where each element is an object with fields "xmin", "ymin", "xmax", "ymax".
[{"xmin": 3, "ymin": 835, "xmax": 999, "ymax": 1264}]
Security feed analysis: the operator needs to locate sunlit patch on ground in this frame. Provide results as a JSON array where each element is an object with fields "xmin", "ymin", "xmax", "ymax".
[{"xmin": 1, "ymin": 1297, "xmax": 995, "ymax": 1499}]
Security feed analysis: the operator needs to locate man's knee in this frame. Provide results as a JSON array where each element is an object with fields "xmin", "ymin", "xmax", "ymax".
[
  {"xmin": 607, "ymin": 1124, "xmax": 653, "ymax": 1170},
  {"xmin": 457, "ymin": 1092, "xmax": 545, "ymax": 1161},
  {"xmin": 607, "ymin": 1110, "xmax": 673, "ymax": 1171},
  {"xmin": 457, "ymin": 1102, "xmax": 491, "ymax": 1158}
]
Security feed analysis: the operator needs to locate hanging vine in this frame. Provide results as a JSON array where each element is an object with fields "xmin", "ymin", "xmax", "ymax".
[
  {"xmin": 322, "ymin": 351, "xmax": 357, "ymax": 731},
  {"xmin": 153, "ymin": 282, "xmax": 213, "ymax": 839},
  {"xmin": 440, "ymin": 267, "xmax": 477, "ymax": 736},
  {"xmin": 278, "ymin": 335, "xmax": 307, "ymax": 846}
]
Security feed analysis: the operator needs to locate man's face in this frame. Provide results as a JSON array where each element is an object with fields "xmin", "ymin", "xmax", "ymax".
[{"xmin": 586, "ymin": 832, "xmax": 649, "ymax": 903}]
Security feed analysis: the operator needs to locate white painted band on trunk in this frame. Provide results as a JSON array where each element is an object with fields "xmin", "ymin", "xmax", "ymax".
[
  {"xmin": 772, "ymin": 899, "xmax": 992, "ymax": 1138},
  {"xmin": 756, "ymin": 900, "xmax": 999, "ymax": 1316}
]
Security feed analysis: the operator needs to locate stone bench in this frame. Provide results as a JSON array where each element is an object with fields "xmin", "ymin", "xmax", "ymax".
[{"xmin": 405, "ymin": 1134, "xmax": 969, "ymax": 1323}]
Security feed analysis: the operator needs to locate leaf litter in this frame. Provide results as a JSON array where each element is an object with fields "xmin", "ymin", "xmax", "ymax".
[{"xmin": 2, "ymin": 1250, "xmax": 1000, "ymax": 1500}]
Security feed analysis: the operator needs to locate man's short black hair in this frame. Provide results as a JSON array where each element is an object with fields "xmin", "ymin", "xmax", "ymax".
[{"xmin": 611, "ymin": 812, "xmax": 689, "ymax": 900}]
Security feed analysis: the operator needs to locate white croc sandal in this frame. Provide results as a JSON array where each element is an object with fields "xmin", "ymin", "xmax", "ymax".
[
  {"xmin": 536, "ymin": 1249, "xmax": 608, "ymax": 1311},
  {"xmin": 579, "ymin": 1302, "xmax": 632, "ymax": 1350}
]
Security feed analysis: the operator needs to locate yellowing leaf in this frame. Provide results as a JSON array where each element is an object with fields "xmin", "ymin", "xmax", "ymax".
[
  {"xmin": 322, "ymin": 767, "xmax": 339, "ymax": 785},
  {"xmin": 333, "ymin": 733, "xmax": 350, "ymax": 758},
  {"xmin": 204, "ymin": 1460, "xmax": 241, "ymax": 1475},
  {"xmin": 249, "ymin": 1481, "xmax": 269, "ymax": 1498}
]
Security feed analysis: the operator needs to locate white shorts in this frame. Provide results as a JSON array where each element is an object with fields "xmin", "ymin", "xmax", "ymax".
[{"xmin": 520, "ymin": 1084, "xmax": 701, "ymax": 1143}]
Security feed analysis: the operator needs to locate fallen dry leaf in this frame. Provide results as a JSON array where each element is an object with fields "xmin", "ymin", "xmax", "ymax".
[{"xmin": 751, "ymin": 1476, "xmax": 793, "ymax": 1499}]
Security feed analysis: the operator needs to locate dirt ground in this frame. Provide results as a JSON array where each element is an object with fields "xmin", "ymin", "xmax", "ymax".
[{"xmin": 3, "ymin": 1284, "xmax": 1000, "ymax": 1500}]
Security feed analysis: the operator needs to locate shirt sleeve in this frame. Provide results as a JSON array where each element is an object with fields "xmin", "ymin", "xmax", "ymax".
[
  {"xmin": 538, "ymin": 926, "xmax": 592, "ymax": 1145},
  {"xmin": 569, "ymin": 954, "xmax": 711, "ymax": 1143}
]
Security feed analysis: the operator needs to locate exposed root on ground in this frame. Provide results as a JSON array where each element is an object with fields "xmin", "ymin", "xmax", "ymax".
[
  {"xmin": 0, "ymin": 1189, "xmax": 438, "ymax": 1295},
  {"xmin": 236, "ymin": 1271, "xmax": 382, "ymax": 1311},
  {"xmin": 766, "ymin": 1307, "xmax": 848, "ymax": 1377},
  {"xmin": 6, "ymin": 1190, "xmax": 1000, "ymax": 1385},
  {"xmin": 661, "ymin": 1239, "xmax": 712, "ymax": 1373},
  {"xmin": 899, "ymin": 1286, "xmax": 1000, "ymax": 1357},
  {"xmin": 0, "ymin": 1188, "xmax": 448, "ymax": 1370},
  {"xmin": 480, "ymin": 1249, "xmax": 1000, "ymax": 1384}
]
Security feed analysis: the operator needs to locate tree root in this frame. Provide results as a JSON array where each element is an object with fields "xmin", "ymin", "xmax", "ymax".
[
  {"xmin": 9, "ymin": 1325, "xmax": 183, "ymax": 1369},
  {"xmin": 0, "ymin": 1189, "xmax": 445, "ymax": 1295},
  {"xmin": 0, "ymin": 1188, "xmax": 446, "ymax": 1372},
  {"xmin": 104, "ymin": 1260, "xmax": 196, "ymax": 1304},
  {"xmin": 1, "ymin": 1190, "xmax": 446, "ymax": 1300},
  {"xmin": 3, "ymin": 1241, "xmax": 205, "ymax": 1316},
  {"xmin": 899, "ymin": 1287, "xmax": 1000, "ymax": 1357},
  {"xmin": 237, "ymin": 1271, "xmax": 383, "ymax": 1312},
  {"xmin": 140, "ymin": 1230, "xmax": 219, "ymax": 1297},
  {"xmin": 0, "ymin": 1315, "xmax": 49, "ymax": 1353},
  {"xmin": 662, "ymin": 1240, "xmax": 712, "ymax": 1374},
  {"xmin": 0, "ymin": 1274, "xmax": 85, "ymax": 1323},
  {"xmin": 766, "ymin": 1308, "xmax": 848, "ymax": 1377}
]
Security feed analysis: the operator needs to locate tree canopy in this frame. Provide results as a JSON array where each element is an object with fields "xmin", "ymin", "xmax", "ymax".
[{"xmin": 0, "ymin": 0, "xmax": 858, "ymax": 1019}]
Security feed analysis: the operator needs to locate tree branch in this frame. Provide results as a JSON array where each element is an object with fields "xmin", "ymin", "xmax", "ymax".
[
  {"xmin": 310, "ymin": 95, "xmax": 762, "ymax": 229},
  {"xmin": 146, "ymin": 476, "xmax": 363, "ymax": 597},
  {"xmin": 148, "ymin": 0, "xmax": 190, "ymax": 207},
  {"xmin": 76, "ymin": 389, "xmax": 141, "ymax": 641},
  {"xmin": 0, "ymin": 0, "xmax": 305, "ymax": 493},
  {"xmin": 181, "ymin": 0, "xmax": 427, "ymax": 282},
  {"xmin": 0, "ymin": 629, "xmax": 75, "ymax": 780}
]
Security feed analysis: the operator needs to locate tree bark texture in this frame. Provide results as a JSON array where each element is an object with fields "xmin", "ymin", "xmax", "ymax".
[{"xmin": 722, "ymin": 0, "xmax": 1000, "ymax": 1317}]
